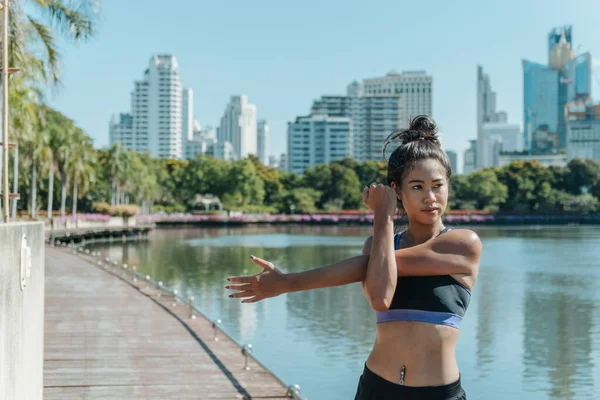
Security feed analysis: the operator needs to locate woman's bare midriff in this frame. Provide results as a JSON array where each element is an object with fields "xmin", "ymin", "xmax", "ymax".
[{"xmin": 365, "ymin": 320, "xmax": 460, "ymax": 387}]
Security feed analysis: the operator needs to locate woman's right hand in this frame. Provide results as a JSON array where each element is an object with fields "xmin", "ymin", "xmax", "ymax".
[{"xmin": 226, "ymin": 256, "xmax": 289, "ymax": 303}]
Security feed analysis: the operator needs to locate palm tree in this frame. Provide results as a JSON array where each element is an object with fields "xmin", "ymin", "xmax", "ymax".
[
  {"xmin": 7, "ymin": 1, "xmax": 99, "ymax": 86},
  {"xmin": 69, "ymin": 131, "xmax": 95, "ymax": 217}
]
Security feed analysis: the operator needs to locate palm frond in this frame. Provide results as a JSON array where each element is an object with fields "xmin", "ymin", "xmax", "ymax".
[
  {"xmin": 26, "ymin": 16, "xmax": 60, "ymax": 83},
  {"xmin": 38, "ymin": 0, "xmax": 95, "ymax": 41}
]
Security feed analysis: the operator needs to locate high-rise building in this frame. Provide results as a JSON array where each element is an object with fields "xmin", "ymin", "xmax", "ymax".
[
  {"xmin": 566, "ymin": 100, "xmax": 600, "ymax": 165},
  {"xmin": 109, "ymin": 113, "xmax": 133, "ymax": 149},
  {"xmin": 463, "ymin": 140, "xmax": 477, "ymax": 175},
  {"xmin": 111, "ymin": 55, "xmax": 184, "ymax": 158},
  {"xmin": 184, "ymin": 124, "xmax": 218, "ymax": 161},
  {"xmin": 278, "ymin": 154, "xmax": 287, "ymax": 173},
  {"xmin": 134, "ymin": 55, "xmax": 183, "ymax": 159},
  {"xmin": 523, "ymin": 60, "xmax": 560, "ymax": 153},
  {"xmin": 182, "ymin": 88, "xmax": 194, "ymax": 153},
  {"xmin": 523, "ymin": 26, "xmax": 592, "ymax": 154},
  {"xmin": 218, "ymin": 95, "xmax": 257, "ymax": 160},
  {"xmin": 309, "ymin": 70, "xmax": 432, "ymax": 162},
  {"xmin": 445, "ymin": 150, "xmax": 457, "ymax": 174},
  {"xmin": 257, "ymin": 120, "xmax": 269, "ymax": 165},
  {"xmin": 268, "ymin": 155, "xmax": 280, "ymax": 169},
  {"xmin": 480, "ymin": 122, "xmax": 522, "ymax": 168},
  {"xmin": 476, "ymin": 66, "xmax": 512, "ymax": 169},
  {"xmin": 287, "ymin": 114, "xmax": 352, "ymax": 175}
]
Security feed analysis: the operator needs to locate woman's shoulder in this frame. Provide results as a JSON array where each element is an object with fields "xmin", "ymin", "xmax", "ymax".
[{"xmin": 436, "ymin": 228, "xmax": 482, "ymax": 260}]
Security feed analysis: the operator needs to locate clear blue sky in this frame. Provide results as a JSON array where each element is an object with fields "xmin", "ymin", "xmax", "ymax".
[{"xmin": 48, "ymin": 0, "xmax": 600, "ymax": 172}]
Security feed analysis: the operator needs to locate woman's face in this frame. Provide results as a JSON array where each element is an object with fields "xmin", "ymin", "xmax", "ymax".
[{"xmin": 392, "ymin": 158, "xmax": 448, "ymax": 226}]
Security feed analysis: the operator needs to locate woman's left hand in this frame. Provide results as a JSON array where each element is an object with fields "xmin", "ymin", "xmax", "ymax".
[{"xmin": 363, "ymin": 183, "xmax": 398, "ymax": 216}]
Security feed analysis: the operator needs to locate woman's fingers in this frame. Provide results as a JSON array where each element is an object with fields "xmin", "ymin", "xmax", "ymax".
[
  {"xmin": 249, "ymin": 255, "xmax": 275, "ymax": 270},
  {"xmin": 229, "ymin": 290, "xmax": 255, "ymax": 299},
  {"xmin": 226, "ymin": 283, "xmax": 252, "ymax": 291},
  {"xmin": 227, "ymin": 275, "xmax": 258, "ymax": 284},
  {"xmin": 241, "ymin": 296, "xmax": 262, "ymax": 304}
]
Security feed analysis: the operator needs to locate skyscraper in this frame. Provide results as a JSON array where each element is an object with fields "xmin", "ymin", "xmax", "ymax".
[
  {"xmin": 111, "ymin": 55, "xmax": 184, "ymax": 158},
  {"xmin": 463, "ymin": 140, "xmax": 477, "ymax": 175},
  {"xmin": 523, "ymin": 26, "xmax": 592, "ymax": 154},
  {"xmin": 476, "ymin": 66, "xmax": 512, "ymax": 169},
  {"xmin": 182, "ymin": 88, "xmax": 194, "ymax": 158},
  {"xmin": 135, "ymin": 55, "xmax": 183, "ymax": 159},
  {"xmin": 109, "ymin": 113, "xmax": 133, "ymax": 148},
  {"xmin": 445, "ymin": 150, "xmax": 457, "ymax": 174},
  {"xmin": 309, "ymin": 70, "xmax": 432, "ymax": 162},
  {"xmin": 218, "ymin": 95, "xmax": 258, "ymax": 160},
  {"xmin": 257, "ymin": 120, "xmax": 269, "ymax": 165},
  {"xmin": 287, "ymin": 114, "xmax": 352, "ymax": 175}
]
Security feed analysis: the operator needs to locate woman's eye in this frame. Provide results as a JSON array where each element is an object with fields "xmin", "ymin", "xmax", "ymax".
[{"xmin": 412, "ymin": 185, "xmax": 422, "ymax": 190}]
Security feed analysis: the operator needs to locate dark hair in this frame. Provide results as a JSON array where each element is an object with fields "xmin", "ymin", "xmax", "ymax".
[
  {"xmin": 382, "ymin": 116, "xmax": 452, "ymax": 232},
  {"xmin": 382, "ymin": 115, "xmax": 452, "ymax": 186}
]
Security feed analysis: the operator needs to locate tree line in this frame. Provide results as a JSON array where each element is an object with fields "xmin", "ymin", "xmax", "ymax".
[{"xmin": 9, "ymin": 117, "xmax": 600, "ymax": 217}]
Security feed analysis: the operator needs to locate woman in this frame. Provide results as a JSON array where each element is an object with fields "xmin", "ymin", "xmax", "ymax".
[{"xmin": 226, "ymin": 115, "xmax": 481, "ymax": 399}]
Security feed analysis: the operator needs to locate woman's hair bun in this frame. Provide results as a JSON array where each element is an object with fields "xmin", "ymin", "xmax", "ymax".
[{"xmin": 400, "ymin": 115, "xmax": 439, "ymax": 146}]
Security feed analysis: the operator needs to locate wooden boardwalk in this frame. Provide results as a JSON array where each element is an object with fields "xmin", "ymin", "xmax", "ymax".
[{"xmin": 44, "ymin": 247, "xmax": 293, "ymax": 399}]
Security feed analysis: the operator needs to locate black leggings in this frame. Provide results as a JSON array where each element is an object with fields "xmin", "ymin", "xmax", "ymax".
[{"xmin": 354, "ymin": 364, "xmax": 466, "ymax": 400}]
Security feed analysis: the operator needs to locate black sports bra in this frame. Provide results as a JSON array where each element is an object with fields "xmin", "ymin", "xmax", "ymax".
[{"xmin": 375, "ymin": 228, "xmax": 471, "ymax": 329}]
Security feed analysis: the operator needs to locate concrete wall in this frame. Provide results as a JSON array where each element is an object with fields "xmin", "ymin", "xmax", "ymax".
[{"xmin": 0, "ymin": 222, "xmax": 44, "ymax": 400}]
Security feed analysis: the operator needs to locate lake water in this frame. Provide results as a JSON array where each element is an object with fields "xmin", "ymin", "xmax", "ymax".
[{"xmin": 87, "ymin": 225, "xmax": 600, "ymax": 400}]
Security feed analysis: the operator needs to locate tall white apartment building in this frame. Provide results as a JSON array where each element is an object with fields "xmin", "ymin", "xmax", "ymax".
[
  {"xmin": 287, "ymin": 114, "xmax": 352, "ymax": 175},
  {"xmin": 132, "ymin": 55, "xmax": 183, "ymax": 159},
  {"xmin": 309, "ymin": 70, "xmax": 432, "ymax": 162},
  {"xmin": 362, "ymin": 69, "xmax": 432, "ymax": 120},
  {"xmin": 218, "ymin": 95, "xmax": 257, "ymax": 160},
  {"xmin": 257, "ymin": 120, "xmax": 269, "ymax": 165}
]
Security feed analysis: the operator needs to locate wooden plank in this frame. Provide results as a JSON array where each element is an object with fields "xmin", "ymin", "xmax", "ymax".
[{"xmin": 45, "ymin": 248, "xmax": 292, "ymax": 399}]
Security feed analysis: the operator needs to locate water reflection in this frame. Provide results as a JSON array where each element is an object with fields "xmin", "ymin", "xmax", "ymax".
[
  {"xmin": 523, "ymin": 271, "xmax": 597, "ymax": 399},
  {"xmin": 87, "ymin": 225, "xmax": 600, "ymax": 399}
]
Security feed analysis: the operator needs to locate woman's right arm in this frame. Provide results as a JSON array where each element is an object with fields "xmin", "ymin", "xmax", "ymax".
[{"xmin": 226, "ymin": 251, "xmax": 371, "ymax": 303}]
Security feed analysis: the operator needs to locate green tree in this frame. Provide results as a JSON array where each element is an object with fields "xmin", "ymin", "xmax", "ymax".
[
  {"xmin": 221, "ymin": 159, "xmax": 265, "ymax": 210},
  {"xmin": 466, "ymin": 169, "xmax": 508, "ymax": 211},
  {"xmin": 563, "ymin": 158, "xmax": 600, "ymax": 195},
  {"xmin": 448, "ymin": 175, "xmax": 475, "ymax": 210},
  {"xmin": 497, "ymin": 161, "xmax": 555, "ymax": 212},
  {"xmin": 69, "ymin": 130, "xmax": 95, "ymax": 216},
  {"xmin": 249, "ymin": 155, "xmax": 284, "ymax": 208}
]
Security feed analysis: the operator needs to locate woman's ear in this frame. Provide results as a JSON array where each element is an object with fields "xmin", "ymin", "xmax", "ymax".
[{"xmin": 390, "ymin": 182, "xmax": 402, "ymax": 201}]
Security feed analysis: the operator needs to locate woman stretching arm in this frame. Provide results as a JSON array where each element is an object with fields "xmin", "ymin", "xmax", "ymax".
[{"xmin": 226, "ymin": 228, "xmax": 480, "ymax": 304}]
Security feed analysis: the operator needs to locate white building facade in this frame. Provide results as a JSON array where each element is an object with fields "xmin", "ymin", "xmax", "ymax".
[
  {"xmin": 566, "ymin": 102, "xmax": 600, "ymax": 164},
  {"xmin": 109, "ymin": 113, "xmax": 134, "ymax": 149},
  {"xmin": 257, "ymin": 120, "xmax": 269, "ymax": 165},
  {"xmin": 287, "ymin": 114, "xmax": 352, "ymax": 175},
  {"xmin": 463, "ymin": 140, "xmax": 477, "ymax": 175},
  {"xmin": 138, "ymin": 55, "xmax": 183, "ymax": 159},
  {"xmin": 309, "ymin": 70, "xmax": 432, "ymax": 162},
  {"xmin": 218, "ymin": 95, "xmax": 258, "ymax": 160},
  {"xmin": 480, "ymin": 122, "xmax": 522, "ymax": 168},
  {"xmin": 182, "ymin": 88, "xmax": 194, "ymax": 157},
  {"xmin": 112, "ymin": 55, "xmax": 184, "ymax": 158}
]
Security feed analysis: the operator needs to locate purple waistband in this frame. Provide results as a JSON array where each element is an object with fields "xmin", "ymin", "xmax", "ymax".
[{"xmin": 376, "ymin": 309, "xmax": 463, "ymax": 329}]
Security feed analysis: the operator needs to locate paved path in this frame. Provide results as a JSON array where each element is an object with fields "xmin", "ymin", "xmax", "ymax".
[{"xmin": 44, "ymin": 247, "xmax": 292, "ymax": 399}]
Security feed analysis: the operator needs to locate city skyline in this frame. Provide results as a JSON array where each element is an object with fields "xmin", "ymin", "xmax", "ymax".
[{"xmin": 48, "ymin": 1, "xmax": 600, "ymax": 173}]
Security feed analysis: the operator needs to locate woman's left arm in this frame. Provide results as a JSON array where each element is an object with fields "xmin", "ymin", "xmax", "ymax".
[{"xmin": 395, "ymin": 229, "xmax": 481, "ymax": 288}]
